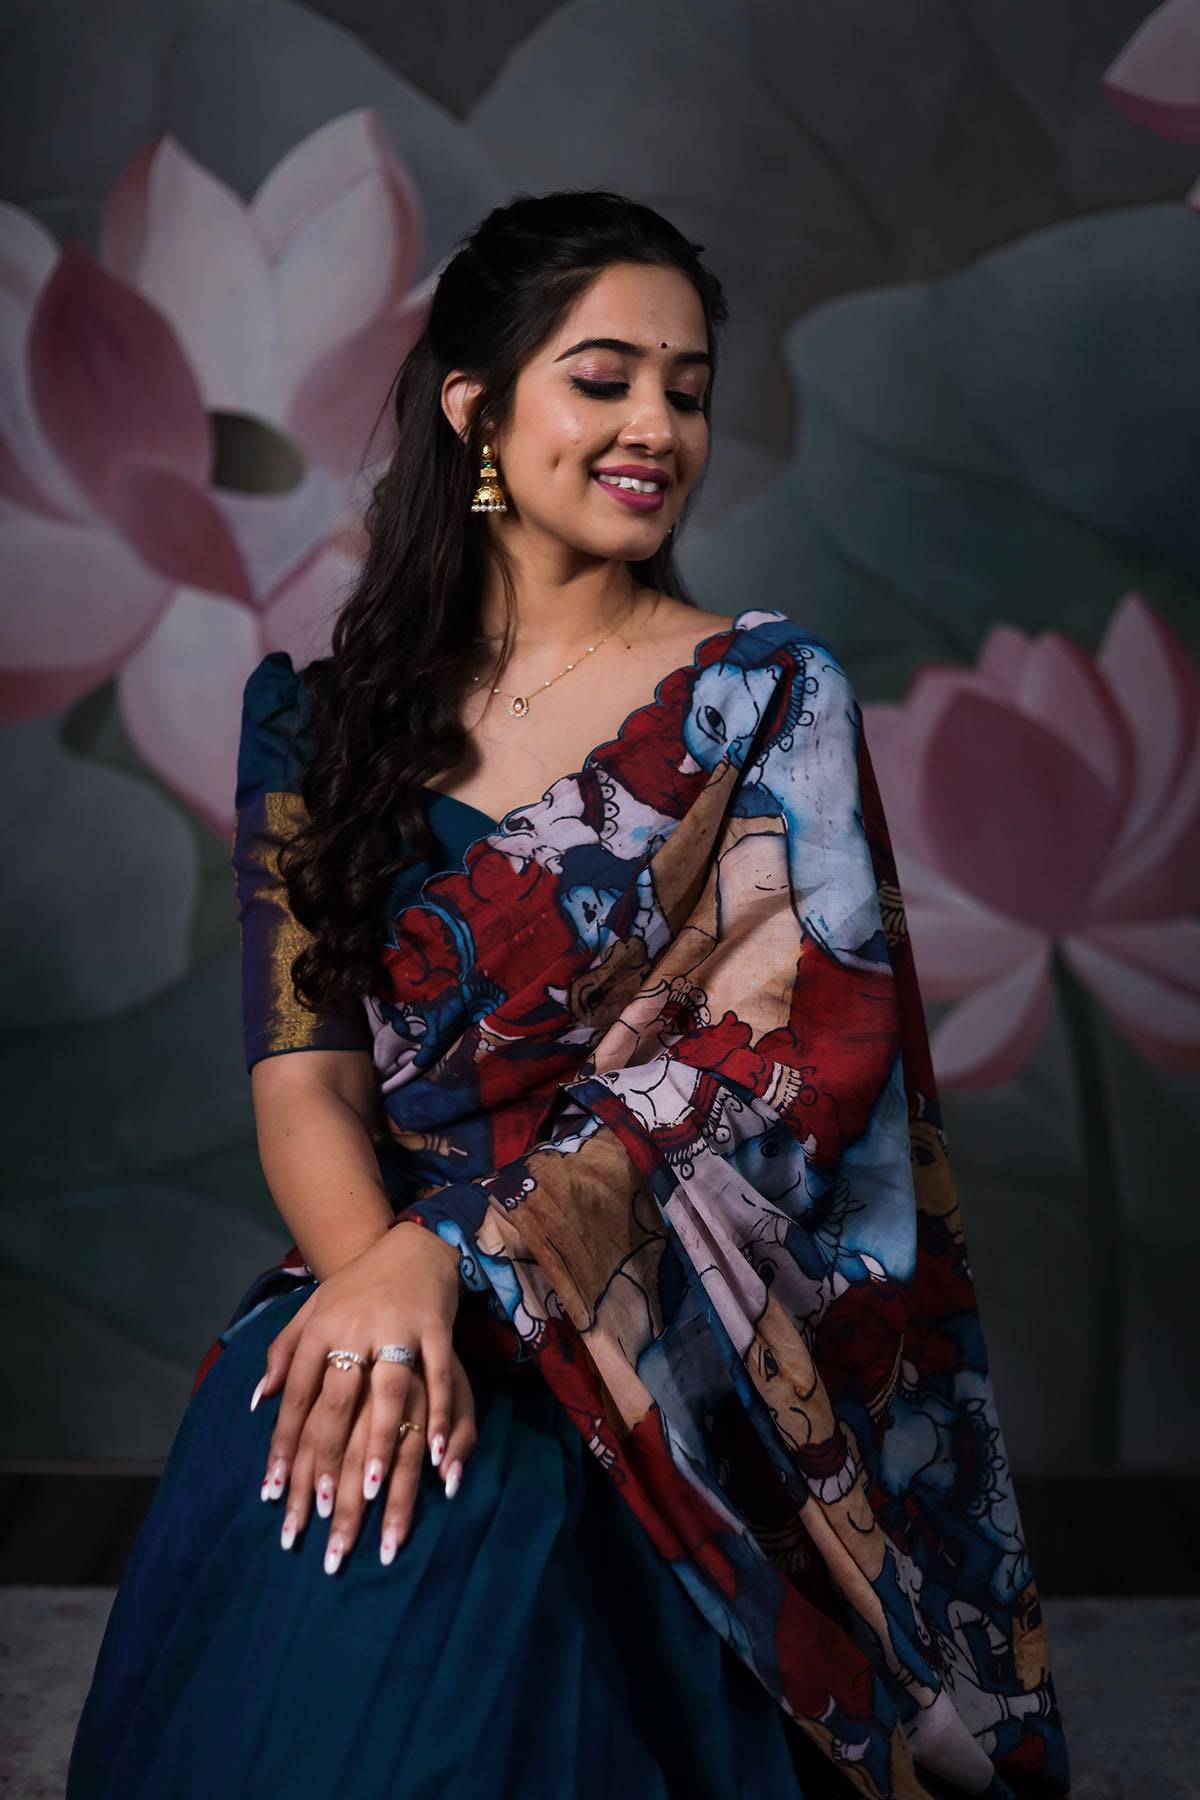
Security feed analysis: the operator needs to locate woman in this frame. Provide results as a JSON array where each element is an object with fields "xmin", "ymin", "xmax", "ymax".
[{"xmin": 67, "ymin": 191, "xmax": 1071, "ymax": 1799}]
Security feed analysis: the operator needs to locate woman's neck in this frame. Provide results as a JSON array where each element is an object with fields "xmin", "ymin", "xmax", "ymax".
[{"xmin": 476, "ymin": 558, "xmax": 646, "ymax": 658}]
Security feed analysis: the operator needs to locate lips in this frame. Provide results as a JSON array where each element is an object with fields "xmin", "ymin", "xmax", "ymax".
[
  {"xmin": 591, "ymin": 465, "xmax": 670, "ymax": 487},
  {"xmin": 591, "ymin": 472, "xmax": 667, "ymax": 513}
]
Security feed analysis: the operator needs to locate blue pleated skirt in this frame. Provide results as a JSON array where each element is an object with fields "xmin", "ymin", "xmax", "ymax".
[{"xmin": 66, "ymin": 1280, "xmax": 853, "ymax": 1800}]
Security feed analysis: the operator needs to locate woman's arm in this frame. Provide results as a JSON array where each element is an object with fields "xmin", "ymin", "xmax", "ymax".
[
  {"xmin": 250, "ymin": 1047, "xmax": 457, "ymax": 1284},
  {"xmin": 249, "ymin": 1047, "xmax": 476, "ymax": 1567}
]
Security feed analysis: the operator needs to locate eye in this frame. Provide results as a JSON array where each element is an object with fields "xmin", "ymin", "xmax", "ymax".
[
  {"xmin": 700, "ymin": 702, "xmax": 728, "ymax": 743},
  {"xmin": 569, "ymin": 376, "xmax": 705, "ymax": 414}
]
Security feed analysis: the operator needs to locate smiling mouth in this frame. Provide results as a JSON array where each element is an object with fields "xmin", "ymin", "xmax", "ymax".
[
  {"xmin": 591, "ymin": 471, "xmax": 668, "ymax": 493},
  {"xmin": 590, "ymin": 472, "xmax": 668, "ymax": 512}
]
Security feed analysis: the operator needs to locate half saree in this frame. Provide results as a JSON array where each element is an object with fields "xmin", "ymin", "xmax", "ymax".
[{"xmin": 67, "ymin": 607, "xmax": 1070, "ymax": 1800}]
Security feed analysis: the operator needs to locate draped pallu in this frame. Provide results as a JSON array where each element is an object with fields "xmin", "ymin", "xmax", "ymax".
[{"xmin": 236, "ymin": 608, "xmax": 1070, "ymax": 1800}]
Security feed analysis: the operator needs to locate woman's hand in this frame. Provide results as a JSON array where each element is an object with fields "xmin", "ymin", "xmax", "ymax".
[{"xmin": 251, "ymin": 1221, "xmax": 478, "ymax": 1568}]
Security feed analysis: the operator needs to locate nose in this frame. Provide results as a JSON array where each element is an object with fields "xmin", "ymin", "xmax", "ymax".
[{"xmin": 617, "ymin": 380, "xmax": 681, "ymax": 455}]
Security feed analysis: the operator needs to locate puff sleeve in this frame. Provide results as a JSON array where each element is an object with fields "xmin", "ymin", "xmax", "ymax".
[{"xmin": 230, "ymin": 652, "xmax": 375, "ymax": 1073}]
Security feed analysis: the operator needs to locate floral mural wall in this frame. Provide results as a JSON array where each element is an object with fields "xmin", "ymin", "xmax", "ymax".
[{"xmin": 0, "ymin": 0, "xmax": 1196, "ymax": 1468}]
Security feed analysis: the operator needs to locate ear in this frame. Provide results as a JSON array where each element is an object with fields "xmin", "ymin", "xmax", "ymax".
[{"xmin": 441, "ymin": 370, "xmax": 487, "ymax": 446}]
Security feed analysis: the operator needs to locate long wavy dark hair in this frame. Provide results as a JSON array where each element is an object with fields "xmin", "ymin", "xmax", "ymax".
[{"xmin": 282, "ymin": 188, "xmax": 730, "ymax": 1022}]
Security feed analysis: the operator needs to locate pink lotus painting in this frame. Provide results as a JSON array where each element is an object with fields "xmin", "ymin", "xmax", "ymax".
[
  {"xmin": 0, "ymin": 109, "xmax": 432, "ymax": 834},
  {"xmin": 864, "ymin": 595, "xmax": 1199, "ymax": 1091}
]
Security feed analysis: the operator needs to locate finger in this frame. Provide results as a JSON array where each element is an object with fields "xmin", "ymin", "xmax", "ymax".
[
  {"xmin": 324, "ymin": 1398, "xmax": 374, "ymax": 1576},
  {"xmin": 378, "ymin": 1384, "xmax": 428, "ymax": 1567},
  {"xmin": 250, "ymin": 1289, "xmax": 317, "ymax": 1414},
  {"xmin": 438, "ymin": 1358, "xmax": 479, "ymax": 1500},
  {"xmin": 361, "ymin": 1361, "xmax": 421, "ymax": 1503},
  {"xmin": 311, "ymin": 1358, "xmax": 371, "ymax": 1518},
  {"xmin": 279, "ymin": 1417, "xmax": 318, "ymax": 1553},
  {"xmin": 418, "ymin": 1332, "xmax": 454, "ymax": 1470},
  {"xmin": 262, "ymin": 1324, "xmax": 350, "ymax": 1499}
]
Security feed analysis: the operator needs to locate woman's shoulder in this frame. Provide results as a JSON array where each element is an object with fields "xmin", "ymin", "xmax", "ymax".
[
  {"xmin": 241, "ymin": 648, "xmax": 337, "ymax": 718},
  {"xmin": 653, "ymin": 599, "xmax": 824, "ymax": 659},
  {"xmin": 669, "ymin": 605, "xmax": 841, "ymax": 679},
  {"xmin": 236, "ymin": 650, "xmax": 333, "ymax": 804}
]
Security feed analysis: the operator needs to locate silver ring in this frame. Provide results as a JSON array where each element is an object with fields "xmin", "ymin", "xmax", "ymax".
[
  {"xmin": 325, "ymin": 1347, "xmax": 369, "ymax": 1372},
  {"xmin": 375, "ymin": 1343, "xmax": 419, "ymax": 1368}
]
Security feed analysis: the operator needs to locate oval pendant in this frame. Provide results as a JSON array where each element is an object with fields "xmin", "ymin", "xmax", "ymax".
[{"xmin": 509, "ymin": 695, "xmax": 530, "ymax": 718}]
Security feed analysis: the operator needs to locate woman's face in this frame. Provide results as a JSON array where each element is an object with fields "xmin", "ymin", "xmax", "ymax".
[{"xmin": 460, "ymin": 261, "xmax": 712, "ymax": 560}]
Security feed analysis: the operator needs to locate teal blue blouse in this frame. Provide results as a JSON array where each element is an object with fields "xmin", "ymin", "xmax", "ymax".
[{"xmin": 231, "ymin": 651, "xmax": 497, "ymax": 1074}]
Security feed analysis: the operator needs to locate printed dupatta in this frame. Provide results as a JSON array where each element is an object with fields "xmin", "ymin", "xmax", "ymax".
[{"xmin": 230, "ymin": 608, "xmax": 1070, "ymax": 1800}]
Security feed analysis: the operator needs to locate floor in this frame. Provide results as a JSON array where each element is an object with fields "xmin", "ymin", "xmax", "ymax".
[{"xmin": 1, "ymin": 1588, "xmax": 1196, "ymax": 1797}]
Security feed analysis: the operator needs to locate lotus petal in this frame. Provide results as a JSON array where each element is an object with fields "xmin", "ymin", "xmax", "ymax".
[
  {"xmin": 262, "ymin": 540, "xmax": 356, "ymax": 669},
  {"xmin": 1095, "ymin": 593, "xmax": 1198, "ymax": 857},
  {"xmin": 919, "ymin": 690, "xmax": 1125, "ymax": 931},
  {"xmin": 28, "ymin": 243, "xmax": 209, "ymax": 521},
  {"xmin": 99, "ymin": 136, "xmax": 275, "ymax": 415},
  {"xmin": 0, "ymin": 202, "xmax": 82, "ymax": 516},
  {"xmin": 1010, "ymin": 628, "xmax": 1134, "ymax": 808},
  {"xmin": 1064, "ymin": 920, "xmax": 1200, "ymax": 1068},
  {"xmin": 0, "ymin": 512, "xmax": 168, "ymax": 718},
  {"xmin": 260, "ymin": 111, "xmax": 424, "ymax": 419},
  {"xmin": 117, "ymin": 587, "xmax": 260, "ymax": 834},
  {"xmin": 110, "ymin": 462, "xmax": 253, "ymax": 602},
  {"xmin": 209, "ymin": 458, "xmax": 342, "ymax": 606},
  {"xmin": 1088, "ymin": 732, "xmax": 1200, "ymax": 923},
  {"xmin": 288, "ymin": 279, "xmax": 430, "ymax": 475},
  {"xmin": 929, "ymin": 949, "xmax": 1052, "ymax": 1090},
  {"xmin": 904, "ymin": 896, "xmax": 1043, "ymax": 1003},
  {"xmin": 1101, "ymin": 0, "xmax": 1200, "ymax": 147}
]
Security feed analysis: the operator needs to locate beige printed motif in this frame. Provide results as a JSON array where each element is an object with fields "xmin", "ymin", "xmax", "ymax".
[{"xmin": 909, "ymin": 1116, "xmax": 964, "ymax": 1238}]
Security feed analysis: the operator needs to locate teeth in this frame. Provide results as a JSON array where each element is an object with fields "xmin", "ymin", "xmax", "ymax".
[{"xmin": 596, "ymin": 474, "xmax": 661, "ymax": 494}]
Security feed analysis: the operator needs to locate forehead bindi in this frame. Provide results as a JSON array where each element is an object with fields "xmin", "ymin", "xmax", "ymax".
[
  {"xmin": 550, "ymin": 333, "xmax": 711, "ymax": 370},
  {"xmin": 552, "ymin": 274, "xmax": 708, "ymax": 367}
]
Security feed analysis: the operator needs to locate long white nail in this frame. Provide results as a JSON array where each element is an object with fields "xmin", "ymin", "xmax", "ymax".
[
  {"xmin": 363, "ymin": 1459, "xmax": 383, "ymax": 1500},
  {"xmin": 324, "ymin": 1533, "xmax": 343, "ymax": 1575},
  {"xmin": 316, "ymin": 1475, "xmax": 334, "ymax": 1519},
  {"xmin": 380, "ymin": 1530, "xmax": 397, "ymax": 1567},
  {"xmin": 430, "ymin": 1434, "xmax": 445, "ymax": 1468},
  {"xmin": 280, "ymin": 1514, "xmax": 297, "ymax": 1551},
  {"xmin": 249, "ymin": 1376, "xmax": 266, "ymax": 1413},
  {"xmin": 444, "ymin": 1460, "xmax": 462, "ymax": 1500}
]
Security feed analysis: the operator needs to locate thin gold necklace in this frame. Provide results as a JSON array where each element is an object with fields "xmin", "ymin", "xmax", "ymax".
[{"xmin": 470, "ymin": 612, "xmax": 630, "ymax": 719}]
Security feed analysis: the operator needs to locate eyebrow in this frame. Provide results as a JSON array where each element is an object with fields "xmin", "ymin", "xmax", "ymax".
[{"xmin": 553, "ymin": 337, "xmax": 712, "ymax": 369}]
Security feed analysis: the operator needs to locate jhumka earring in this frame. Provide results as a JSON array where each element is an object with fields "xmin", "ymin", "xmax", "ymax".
[{"xmin": 470, "ymin": 442, "xmax": 508, "ymax": 513}]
